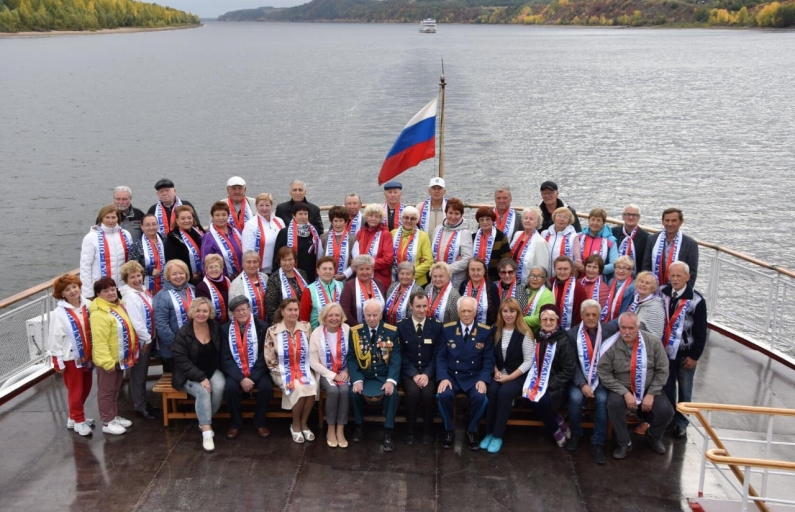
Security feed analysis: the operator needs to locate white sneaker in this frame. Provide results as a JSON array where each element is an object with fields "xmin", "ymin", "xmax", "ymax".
[
  {"xmin": 202, "ymin": 431, "xmax": 215, "ymax": 452},
  {"xmin": 113, "ymin": 416, "xmax": 132, "ymax": 428},
  {"xmin": 74, "ymin": 422, "xmax": 93, "ymax": 436},
  {"xmin": 67, "ymin": 418, "xmax": 95, "ymax": 429},
  {"xmin": 102, "ymin": 422, "xmax": 127, "ymax": 435}
]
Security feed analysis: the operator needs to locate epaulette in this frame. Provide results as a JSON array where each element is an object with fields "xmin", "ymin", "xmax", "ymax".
[
  {"xmin": 383, "ymin": 323, "xmax": 397, "ymax": 331},
  {"xmin": 444, "ymin": 321, "xmax": 457, "ymax": 327},
  {"xmin": 478, "ymin": 323, "xmax": 490, "ymax": 329},
  {"xmin": 352, "ymin": 324, "xmax": 364, "ymax": 331}
]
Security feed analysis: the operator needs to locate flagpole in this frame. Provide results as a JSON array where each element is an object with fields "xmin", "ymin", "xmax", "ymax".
[{"xmin": 438, "ymin": 68, "xmax": 446, "ymax": 180}]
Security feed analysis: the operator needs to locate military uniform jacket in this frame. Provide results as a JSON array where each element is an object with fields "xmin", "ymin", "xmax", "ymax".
[
  {"xmin": 397, "ymin": 317, "xmax": 443, "ymax": 380},
  {"xmin": 346, "ymin": 321, "xmax": 402, "ymax": 390},
  {"xmin": 436, "ymin": 321, "xmax": 495, "ymax": 392}
]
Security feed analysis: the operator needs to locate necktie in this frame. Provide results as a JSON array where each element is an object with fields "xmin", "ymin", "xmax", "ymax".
[
  {"xmin": 464, "ymin": 327, "xmax": 470, "ymax": 339},
  {"xmin": 416, "ymin": 324, "xmax": 423, "ymax": 338},
  {"xmin": 670, "ymin": 292, "xmax": 679, "ymax": 316},
  {"xmin": 371, "ymin": 328, "xmax": 377, "ymax": 340}
]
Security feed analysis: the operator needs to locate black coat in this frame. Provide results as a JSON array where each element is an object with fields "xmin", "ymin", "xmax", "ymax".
[
  {"xmin": 274, "ymin": 199, "xmax": 324, "ymax": 235},
  {"xmin": 458, "ymin": 278, "xmax": 500, "ymax": 325},
  {"xmin": 272, "ymin": 228, "xmax": 319, "ymax": 283},
  {"xmin": 397, "ymin": 317, "xmax": 444, "ymax": 380},
  {"xmin": 164, "ymin": 226, "xmax": 205, "ymax": 282},
  {"xmin": 492, "ymin": 328, "xmax": 527, "ymax": 375},
  {"xmin": 220, "ymin": 317, "xmax": 270, "ymax": 384},
  {"xmin": 534, "ymin": 328, "xmax": 577, "ymax": 410},
  {"xmin": 611, "ymin": 225, "xmax": 650, "ymax": 271},
  {"xmin": 171, "ymin": 320, "xmax": 223, "ymax": 390}
]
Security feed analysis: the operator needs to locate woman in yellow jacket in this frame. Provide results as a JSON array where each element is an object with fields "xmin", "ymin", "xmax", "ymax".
[{"xmin": 89, "ymin": 277, "xmax": 139, "ymax": 436}]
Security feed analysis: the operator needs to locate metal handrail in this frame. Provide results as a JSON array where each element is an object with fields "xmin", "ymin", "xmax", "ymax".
[
  {"xmin": 706, "ymin": 449, "xmax": 795, "ymax": 472},
  {"xmin": 677, "ymin": 402, "xmax": 795, "ymax": 417}
]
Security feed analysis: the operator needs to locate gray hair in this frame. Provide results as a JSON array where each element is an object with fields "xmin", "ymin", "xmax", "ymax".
[
  {"xmin": 353, "ymin": 254, "xmax": 375, "ymax": 268},
  {"xmin": 522, "ymin": 206, "xmax": 543, "ymax": 225},
  {"xmin": 429, "ymin": 261, "xmax": 452, "ymax": 278},
  {"xmin": 363, "ymin": 203, "xmax": 386, "ymax": 219},
  {"xmin": 396, "ymin": 261, "xmax": 415, "ymax": 274},
  {"xmin": 113, "ymin": 186, "xmax": 132, "ymax": 198},
  {"xmin": 345, "ymin": 193, "xmax": 361, "ymax": 203},
  {"xmin": 530, "ymin": 266, "xmax": 548, "ymax": 278},
  {"xmin": 580, "ymin": 299, "xmax": 601, "ymax": 315},
  {"xmin": 401, "ymin": 205, "xmax": 419, "ymax": 218},
  {"xmin": 363, "ymin": 298, "xmax": 383, "ymax": 314},
  {"xmin": 669, "ymin": 261, "xmax": 690, "ymax": 275},
  {"xmin": 618, "ymin": 311, "xmax": 641, "ymax": 328},
  {"xmin": 457, "ymin": 296, "xmax": 478, "ymax": 311},
  {"xmin": 623, "ymin": 203, "xmax": 642, "ymax": 216},
  {"xmin": 289, "ymin": 180, "xmax": 306, "ymax": 189},
  {"xmin": 494, "ymin": 187, "xmax": 512, "ymax": 197},
  {"xmin": 241, "ymin": 250, "xmax": 261, "ymax": 263}
]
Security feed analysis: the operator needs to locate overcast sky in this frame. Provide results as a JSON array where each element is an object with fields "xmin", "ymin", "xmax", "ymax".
[{"xmin": 169, "ymin": 0, "xmax": 305, "ymax": 18}]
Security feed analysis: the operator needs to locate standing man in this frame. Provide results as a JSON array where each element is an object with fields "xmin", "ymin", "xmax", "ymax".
[
  {"xmin": 598, "ymin": 312, "xmax": 673, "ymax": 459},
  {"xmin": 416, "ymin": 177, "xmax": 447, "ymax": 235},
  {"xmin": 493, "ymin": 187, "xmax": 520, "ymax": 240},
  {"xmin": 397, "ymin": 292, "xmax": 443, "ymax": 445},
  {"xmin": 538, "ymin": 181, "xmax": 582, "ymax": 233},
  {"xmin": 612, "ymin": 204, "xmax": 649, "ymax": 273},
  {"xmin": 147, "ymin": 179, "xmax": 196, "ymax": 237},
  {"xmin": 551, "ymin": 256, "xmax": 587, "ymax": 330},
  {"xmin": 344, "ymin": 193, "xmax": 364, "ymax": 236},
  {"xmin": 275, "ymin": 180, "xmax": 324, "ymax": 235},
  {"xmin": 223, "ymin": 176, "xmax": 255, "ymax": 233},
  {"xmin": 347, "ymin": 299, "xmax": 402, "ymax": 452},
  {"xmin": 382, "ymin": 181, "xmax": 405, "ymax": 231},
  {"xmin": 660, "ymin": 261, "xmax": 707, "ymax": 439},
  {"xmin": 436, "ymin": 296, "xmax": 494, "ymax": 450},
  {"xmin": 642, "ymin": 208, "xmax": 698, "ymax": 287},
  {"xmin": 103, "ymin": 186, "xmax": 145, "ymax": 239}
]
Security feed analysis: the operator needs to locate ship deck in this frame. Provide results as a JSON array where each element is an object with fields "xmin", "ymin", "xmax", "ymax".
[{"xmin": 1, "ymin": 329, "xmax": 794, "ymax": 512}]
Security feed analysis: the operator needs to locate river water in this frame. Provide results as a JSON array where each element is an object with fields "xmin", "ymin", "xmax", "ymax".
[{"xmin": 1, "ymin": 22, "xmax": 794, "ymax": 299}]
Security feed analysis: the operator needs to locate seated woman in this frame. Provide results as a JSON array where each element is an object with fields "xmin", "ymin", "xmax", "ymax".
[
  {"xmin": 172, "ymin": 297, "xmax": 225, "ymax": 452},
  {"xmin": 273, "ymin": 202, "xmax": 322, "ymax": 283},
  {"xmin": 89, "ymin": 277, "xmax": 139, "ymax": 435},
  {"xmin": 384, "ymin": 262, "xmax": 424, "ymax": 325},
  {"xmin": 118, "ymin": 261, "xmax": 157, "ymax": 420},
  {"xmin": 48, "ymin": 274, "xmax": 94, "ymax": 436},
  {"xmin": 196, "ymin": 254, "xmax": 231, "ymax": 324},
  {"xmin": 628, "ymin": 271, "xmax": 665, "ymax": 338},
  {"xmin": 541, "ymin": 207, "xmax": 582, "ymax": 278},
  {"xmin": 458, "ymin": 258, "xmax": 500, "ymax": 325},
  {"xmin": 521, "ymin": 304, "xmax": 576, "ymax": 447},
  {"xmin": 265, "ymin": 246, "xmax": 309, "ymax": 324},
  {"xmin": 601, "ymin": 255, "xmax": 635, "ymax": 322},
  {"xmin": 510, "ymin": 206, "xmax": 550, "ymax": 283},
  {"xmin": 340, "ymin": 255, "xmax": 386, "ymax": 326},
  {"xmin": 578, "ymin": 208, "xmax": 618, "ymax": 279},
  {"xmin": 242, "ymin": 193, "xmax": 285, "ymax": 274},
  {"xmin": 471, "ymin": 206, "xmax": 511, "ymax": 281},
  {"xmin": 354, "ymin": 203, "xmax": 394, "ymax": 288},
  {"xmin": 265, "ymin": 298, "xmax": 317, "ymax": 444},
  {"xmin": 309, "ymin": 303, "xmax": 351, "ymax": 448},
  {"xmin": 80, "ymin": 204, "xmax": 133, "ymax": 297},
  {"xmin": 579, "ymin": 254, "xmax": 609, "ymax": 309},
  {"xmin": 481, "ymin": 298, "xmax": 536, "ymax": 453},
  {"xmin": 391, "ymin": 206, "xmax": 433, "ymax": 287},
  {"xmin": 229, "ymin": 251, "xmax": 269, "ymax": 323},
  {"xmin": 128, "ymin": 214, "xmax": 165, "ymax": 295},
  {"xmin": 320, "ymin": 206, "xmax": 355, "ymax": 281},
  {"xmin": 523, "ymin": 266, "xmax": 556, "ymax": 334},
  {"xmin": 201, "ymin": 201, "xmax": 244, "ymax": 280},
  {"xmin": 496, "ymin": 258, "xmax": 529, "ymax": 312},
  {"xmin": 164, "ymin": 205, "xmax": 205, "ymax": 285},
  {"xmin": 153, "ymin": 260, "xmax": 196, "ymax": 373},
  {"xmin": 424, "ymin": 262, "xmax": 461, "ymax": 324},
  {"xmin": 300, "ymin": 257, "xmax": 344, "ymax": 330},
  {"xmin": 431, "ymin": 198, "xmax": 473, "ymax": 287}
]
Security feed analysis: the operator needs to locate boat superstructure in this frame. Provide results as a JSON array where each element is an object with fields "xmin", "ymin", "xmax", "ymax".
[{"xmin": 420, "ymin": 18, "xmax": 437, "ymax": 33}]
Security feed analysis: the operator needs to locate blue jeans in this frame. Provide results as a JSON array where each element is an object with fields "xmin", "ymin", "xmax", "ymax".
[
  {"xmin": 663, "ymin": 353, "xmax": 696, "ymax": 428},
  {"xmin": 567, "ymin": 383, "xmax": 608, "ymax": 446},
  {"xmin": 183, "ymin": 370, "xmax": 225, "ymax": 426}
]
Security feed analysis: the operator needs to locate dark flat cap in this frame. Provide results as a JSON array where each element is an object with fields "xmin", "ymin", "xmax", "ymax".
[
  {"xmin": 228, "ymin": 295, "xmax": 250, "ymax": 313},
  {"xmin": 383, "ymin": 181, "xmax": 403, "ymax": 190},
  {"xmin": 154, "ymin": 178, "xmax": 175, "ymax": 190},
  {"xmin": 539, "ymin": 180, "xmax": 558, "ymax": 191}
]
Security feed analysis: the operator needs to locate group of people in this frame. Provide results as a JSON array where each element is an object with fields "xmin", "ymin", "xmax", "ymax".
[{"xmin": 50, "ymin": 175, "xmax": 707, "ymax": 461}]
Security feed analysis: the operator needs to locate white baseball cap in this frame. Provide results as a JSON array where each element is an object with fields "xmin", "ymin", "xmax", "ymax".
[
  {"xmin": 227, "ymin": 176, "xmax": 246, "ymax": 187},
  {"xmin": 428, "ymin": 177, "xmax": 446, "ymax": 188}
]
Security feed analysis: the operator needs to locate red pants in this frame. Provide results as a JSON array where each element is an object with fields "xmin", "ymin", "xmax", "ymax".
[{"xmin": 62, "ymin": 360, "xmax": 93, "ymax": 423}]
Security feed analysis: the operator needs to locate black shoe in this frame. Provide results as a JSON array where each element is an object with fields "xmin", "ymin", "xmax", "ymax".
[
  {"xmin": 591, "ymin": 444, "xmax": 606, "ymax": 465},
  {"xmin": 135, "ymin": 409, "xmax": 156, "ymax": 420},
  {"xmin": 612, "ymin": 442, "xmax": 633, "ymax": 459},
  {"xmin": 565, "ymin": 434, "xmax": 581, "ymax": 452},
  {"xmin": 352, "ymin": 426, "xmax": 364, "ymax": 442},
  {"xmin": 467, "ymin": 431, "xmax": 479, "ymax": 451},
  {"xmin": 146, "ymin": 403, "xmax": 160, "ymax": 413},
  {"xmin": 404, "ymin": 434, "xmax": 414, "ymax": 446},
  {"xmin": 422, "ymin": 434, "xmax": 435, "ymax": 445},
  {"xmin": 442, "ymin": 431, "xmax": 454, "ymax": 449},
  {"xmin": 648, "ymin": 433, "xmax": 667, "ymax": 454},
  {"xmin": 384, "ymin": 432, "xmax": 395, "ymax": 452},
  {"xmin": 673, "ymin": 425, "xmax": 687, "ymax": 439}
]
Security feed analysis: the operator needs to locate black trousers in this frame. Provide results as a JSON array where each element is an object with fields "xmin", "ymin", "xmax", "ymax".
[
  {"xmin": 485, "ymin": 378, "xmax": 524, "ymax": 439},
  {"xmin": 224, "ymin": 374, "xmax": 274, "ymax": 429},
  {"xmin": 402, "ymin": 375, "xmax": 436, "ymax": 435},
  {"xmin": 606, "ymin": 391, "xmax": 673, "ymax": 448}
]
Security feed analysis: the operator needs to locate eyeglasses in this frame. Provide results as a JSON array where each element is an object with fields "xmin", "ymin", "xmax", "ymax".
[
  {"xmin": 402, "ymin": 216, "xmax": 418, "ymax": 221},
  {"xmin": 528, "ymin": 274, "xmax": 546, "ymax": 280},
  {"xmin": 499, "ymin": 270, "xmax": 515, "ymax": 275},
  {"xmin": 622, "ymin": 213, "xmax": 640, "ymax": 218},
  {"xmin": 615, "ymin": 265, "xmax": 633, "ymax": 271}
]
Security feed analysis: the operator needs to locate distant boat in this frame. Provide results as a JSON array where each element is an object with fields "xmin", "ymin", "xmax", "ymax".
[{"xmin": 419, "ymin": 19, "xmax": 437, "ymax": 33}]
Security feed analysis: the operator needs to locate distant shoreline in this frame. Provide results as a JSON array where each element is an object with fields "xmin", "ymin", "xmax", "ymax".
[{"xmin": 0, "ymin": 23, "xmax": 201, "ymax": 39}]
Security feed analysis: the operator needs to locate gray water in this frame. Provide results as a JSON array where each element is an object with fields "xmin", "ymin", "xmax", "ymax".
[{"xmin": 1, "ymin": 22, "xmax": 794, "ymax": 299}]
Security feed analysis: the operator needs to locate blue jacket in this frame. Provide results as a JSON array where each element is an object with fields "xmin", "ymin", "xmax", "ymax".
[
  {"xmin": 397, "ymin": 317, "xmax": 443, "ymax": 380},
  {"xmin": 579, "ymin": 225, "xmax": 619, "ymax": 278},
  {"xmin": 153, "ymin": 280, "xmax": 196, "ymax": 358},
  {"xmin": 436, "ymin": 321, "xmax": 494, "ymax": 392}
]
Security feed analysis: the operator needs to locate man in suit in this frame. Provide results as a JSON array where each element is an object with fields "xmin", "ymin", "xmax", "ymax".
[
  {"xmin": 493, "ymin": 187, "xmax": 521, "ymax": 240},
  {"xmin": 220, "ymin": 295, "xmax": 273, "ymax": 440},
  {"xmin": 659, "ymin": 261, "xmax": 707, "ymax": 439},
  {"xmin": 347, "ymin": 299, "xmax": 402, "ymax": 452},
  {"xmin": 612, "ymin": 204, "xmax": 650, "ymax": 274},
  {"xmin": 565, "ymin": 300, "xmax": 619, "ymax": 464},
  {"xmin": 436, "ymin": 296, "xmax": 494, "ymax": 450},
  {"xmin": 397, "ymin": 292, "xmax": 443, "ymax": 445},
  {"xmin": 642, "ymin": 208, "xmax": 698, "ymax": 287},
  {"xmin": 275, "ymin": 179, "xmax": 324, "ymax": 235}
]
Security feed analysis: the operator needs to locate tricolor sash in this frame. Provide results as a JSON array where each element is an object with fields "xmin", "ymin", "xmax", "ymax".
[
  {"xmin": 545, "ymin": 228, "xmax": 574, "ymax": 259},
  {"xmin": 523, "ymin": 340, "xmax": 557, "ymax": 402},
  {"xmin": 385, "ymin": 283, "xmax": 413, "ymax": 325},
  {"xmin": 628, "ymin": 292, "xmax": 656, "ymax": 313},
  {"xmin": 629, "ymin": 332, "xmax": 648, "ymax": 404},
  {"xmin": 418, "ymin": 197, "xmax": 446, "ymax": 232},
  {"xmin": 355, "ymin": 278, "xmax": 385, "ymax": 323},
  {"xmin": 473, "ymin": 228, "xmax": 496, "ymax": 268},
  {"xmin": 97, "ymin": 228, "xmax": 131, "ymax": 279},
  {"xmin": 168, "ymin": 288, "xmax": 194, "ymax": 328},
  {"xmin": 498, "ymin": 279, "xmax": 517, "ymax": 301},
  {"xmin": 108, "ymin": 304, "xmax": 138, "ymax": 370},
  {"xmin": 243, "ymin": 272, "xmax": 268, "ymax": 321},
  {"xmin": 278, "ymin": 268, "xmax": 308, "ymax": 299},
  {"xmin": 619, "ymin": 225, "xmax": 638, "ymax": 262},
  {"xmin": 382, "ymin": 202, "xmax": 404, "ymax": 230},
  {"xmin": 579, "ymin": 234, "xmax": 609, "ymax": 263},
  {"xmin": 494, "ymin": 208, "xmax": 516, "ymax": 237},
  {"xmin": 465, "ymin": 279, "xmax": 489, "ymax": 324},
  {"xmin": 203, "ymin": 277, "xmax": 229, "ymax": 323},
  {"xmin": 141, "ymin": 235, "xmax": 165, "ymax": 294},
  {"xmin": 327, "ymin": 230, "xmax": 351, "ymax": 275},
  {"xmin": 228, "ymin": 198, "xmax": 253, "ymax": 232},
  {"xmin": 310, "ymin": 280, "xmax": 341, "ymax": 314},
  {"xmin": 392, "ymin": 228, "xmax": 419, "ymax": 281},
  {"xmin": 427, "ymin": 283, "xmax": 453, "ymax": 322},
  {"xmin": 64, "ymin": 306, "xmax": 92, "ymax": 368},
  {"xmin": 552, "ymin": 278, "xmax": 576, "ymax": 329},
  {"xmin": 347, "ymin": 212, "xmax": 362, "ymax": 236},
  {"xmin": 524, "ymin": 286, "xmax": 548, "ymax": 316},
  {"xmin": 287, "ymin": 220, "xmax": 321, "ymax": 256},
  {"xmin": 135, "ymin": 290, "xmax": 156, "ymax": 341},
  {"xmin": 210, "ymin": 224, "xmax": 243, "ymax": 276},
  {"xmin": 178, "ymin": 228, "xmax": 202, "ymax": 274},
  {"xmin": 663, "ymin": 295, "xmax": 690, "ymax": 360},
  {"xmin": 580, "ymin": 276, "xmax": 604, "ymax": 304},
  {"xmin": 432, "ymin": 228, "xmax": 461, "ymax": 265},
  {"xmin": 229, "ymin": 319, "xmax": 257, "ymax": 378},
  {"xmin": 576, "ymin": 323, "xmax": 602, "ymax": 389},
  {"xmin": 277, "ymin": 328, "xmax": 315, "ymax": 394},
  {"xmin": 363, "ymin": 229, "xmax": 383, "ymax": 259},
  {"xmin": 651, "ymin": 232, "xmax": 682, "ymax": 287},
  {"xmin": 601, "ymin": 277, "xmax": 632, "ymax": 322},
  {"xmin": 321, "ymin": 327, "xmax": 348, "ymax": 385},
  {"xmin": 154, "ymin": 197, "xmax": 182, "ymax": 236},
  {"xmin": 254, "ymin": 215, "xmax": 285, "ymax": 264},
  {"xmin": 510, "ymin": 231, "xmax": 538, "ymax": 280}
]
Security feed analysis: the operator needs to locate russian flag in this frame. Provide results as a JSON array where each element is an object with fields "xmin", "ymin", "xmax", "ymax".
[{"xmin": 378, "ymin": 98, "xmax": 438, "ymax": 185}]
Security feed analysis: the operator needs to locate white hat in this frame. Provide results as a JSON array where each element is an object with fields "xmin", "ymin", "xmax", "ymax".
[
  {"xmin": 227, "ymin": 176, "xmax": 246, "ymax": 187},
  {"xmin": 428, "ymin": 177, "xmax": 446, "ymax": 188}
]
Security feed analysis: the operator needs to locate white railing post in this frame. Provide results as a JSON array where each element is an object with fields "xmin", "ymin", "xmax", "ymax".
[
  {"xmin": 741, "ymin": 465, "xmax": 752, "ymax": 512},
  {"xmin": 769, "ymin": 274, "xmax": 781, "ymax": 346},
  {"xmin": 706, "ymin": 249, "xmax": 721, "ymax": 314},
  {"xmin": 761, "ymin": 414, "xmax": 775, "ymax": 498}
]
